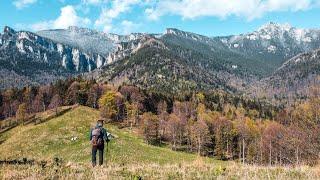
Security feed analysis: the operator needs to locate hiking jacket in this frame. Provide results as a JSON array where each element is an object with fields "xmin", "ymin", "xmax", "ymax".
[{"xmin": 89, "ymin": 124, "xmax": 109, "ymax": 143}]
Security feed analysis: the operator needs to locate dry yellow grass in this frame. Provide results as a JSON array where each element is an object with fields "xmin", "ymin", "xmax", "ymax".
[
  {"xmin": 1, "ymin": 160, "xmax": 320, "ymax": 180},
  {"xmin": 1, "ymin": 106, "xmax": 320, "ymax": 179}
]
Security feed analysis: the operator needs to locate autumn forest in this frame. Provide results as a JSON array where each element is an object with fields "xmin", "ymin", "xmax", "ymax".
[{"xmin": 1, "ymin": 77, "xmax": 319, "ymax": 167}]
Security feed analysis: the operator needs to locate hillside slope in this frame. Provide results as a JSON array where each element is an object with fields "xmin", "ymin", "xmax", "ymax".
[
  {"xmin": 0, "ymin": 26, "xmax": 108, "ymax": 89},
  {"xmin": 37, "ymin": 26, "xmax": 145, "ymax": 56},
  {"xmin": 0, "ymin": 106, "xmax": 213, "ymax": 164},
  {"xmin": 249, "ymin": 48, "xmax": 320, "ymax": 101},
  {"xmin": 1, "ymin": 106, "xmax": 320, "ymax": 179},
  {"xmin": 3, "ymin": 23, "xmax": 320, "ymax": 92},
  {"xmin": 91, "ymin": 30, "xmax": 264, "ymax": 94}
]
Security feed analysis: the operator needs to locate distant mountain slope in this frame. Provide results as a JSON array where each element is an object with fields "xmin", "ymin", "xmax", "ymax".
[
  {"xmin": 2, "ymin": 23, "xmax": 320, "ymax": 94},
  {"xmin": 0, "ymin": 26, "xmax": 107, "ymax": 89},
  {"xmin": 90, "ymin": 25, "xmax": 320, "ymax": 95},
  {"xmin": 37, "ymin": 26, "xmax": 146, "ymax": 56},
  {"xmin": 37, "ymin": 26, "xmax": 160, "ymax": 65},
  {"xmin": 162, "ymin": 28, "xmax": 274, "ymax": 76},
  {"xmin": 91, "ymin": 30, "xmax": 265, "ymax": 94},
  {"xmin": 37, "ymin": 26, "xmax": 117, "ymax": 56},
  {"xmin": 249, "ymin": 48, "xmax": 320, "ymax": 100},
  {"xmin": 216, "ymin": 22, "xmax": 320, "ymax": 70}
]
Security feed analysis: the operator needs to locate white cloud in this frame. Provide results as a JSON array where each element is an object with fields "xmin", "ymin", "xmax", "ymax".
[
  {"xmin": 145, "ymin": 0, "xmax": 319, "ymax": 21},
  {"xmin": 30, "ymin": 21, "xmax": 52, "ymax": 31},
  {"xmin": 81, "ymin": 0, "xmax": 106, "ymax": 5},
  {"xmin": 119, "ymin": 20, "xmax": 140, "ymax": 34},
  {"xmin": 13, "ymin": 0, "xmax": 37, "ymax": 9},
  {"xmin": 95, "ymin": 0, "xmax": 141, "ymax": 32},
  {"xmin": 54, "ymin": 5, "xmax": 91, "ymax": 28},
  {"xmin": 102, "ymin": 24, "xmax": 112, "ymax": 32},
  {"xmin": 30, "ymin": 5, "xmax": 91, "ymax": 31}
]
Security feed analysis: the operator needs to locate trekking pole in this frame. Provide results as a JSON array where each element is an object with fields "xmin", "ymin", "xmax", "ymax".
[
  {"xmin": 105, "ymin": 140, "xmax": 109, "ymax": 164},
  {"xmin": 106, "ymin": 141, "xmax": 109, "ymax": 153}
]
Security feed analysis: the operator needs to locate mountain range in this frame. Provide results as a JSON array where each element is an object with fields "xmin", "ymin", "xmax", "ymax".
[
  {"xmin": 217, "ymin": 22, "xmax": 320, "ymax": 69},
  {"xmin": 250, "ymin": 48, "xmax": 320, "ymax": 101},
  {"xmin": 1, "ymin": 22, "xmax": 320, "ymax": 101}
]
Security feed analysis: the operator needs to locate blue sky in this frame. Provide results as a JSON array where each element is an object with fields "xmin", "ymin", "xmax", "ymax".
[{"xmin": 1, "ymin": 0, "xmax": 320, "ymax": 36}]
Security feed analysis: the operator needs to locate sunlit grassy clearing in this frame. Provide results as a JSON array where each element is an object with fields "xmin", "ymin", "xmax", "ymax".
[{"xmin": 0, "ymin": 106, "xmax": 222, "ymax": 165}]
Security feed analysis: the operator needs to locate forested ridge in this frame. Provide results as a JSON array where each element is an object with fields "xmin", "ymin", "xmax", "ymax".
[{"xmin": 1, "ymin": 78, "xmax": 319, "ymax": 166}]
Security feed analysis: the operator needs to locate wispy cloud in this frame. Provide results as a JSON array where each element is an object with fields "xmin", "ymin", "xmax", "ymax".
[
  {"xmin": 15, "ymin": 0, "xmax": 319, "ymax": 33},
  {"xmin": 29, "ymin": 5, "xmax": 91, "ymax": 31},
  {"xmin": 81, "ymin": 0, "xmax": 106, "ymax": 5},
  {"xmin": 94, "ymin": 0, "xmax": 141, "ymax": 32},
  {"xmin": 145, "ymin": 0, "xmax": 319, "ymax": 21},
  {"xmin": 13, "ymin": 0, "xmax": 37, "ymax": 9},
  {"xmin": 119, "ymin": 20, "xmax": 141, "ymax": 34}
]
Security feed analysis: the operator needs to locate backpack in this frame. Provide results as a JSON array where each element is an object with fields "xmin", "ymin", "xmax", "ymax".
[{"xmin": 91, "ymin": 127, "xmax": 103, "ymax": 147}]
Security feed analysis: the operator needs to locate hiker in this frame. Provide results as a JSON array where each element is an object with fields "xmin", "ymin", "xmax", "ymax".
[{"xmin": 89, "ymin": 119, "xmax": 110, "ymax": 167}]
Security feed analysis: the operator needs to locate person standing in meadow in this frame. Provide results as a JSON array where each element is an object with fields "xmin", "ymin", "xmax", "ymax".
[{"xmin": 89, "ymin": 119, "xmax": 110, "ymax": 167}]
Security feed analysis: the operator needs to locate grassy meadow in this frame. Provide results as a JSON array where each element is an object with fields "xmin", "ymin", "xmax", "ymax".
[{"xmin": 0, "ymin": 106, "xmax": 320, "ymax": 179}]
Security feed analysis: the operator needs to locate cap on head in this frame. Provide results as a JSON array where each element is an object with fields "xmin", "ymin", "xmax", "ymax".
[
  {"xmin": 96, "ymin": 119, "xmax": 104, "ymax": 127},
  {"xmin": 97, "ymin": 119, "xmax": 104, "ymax": 123}
]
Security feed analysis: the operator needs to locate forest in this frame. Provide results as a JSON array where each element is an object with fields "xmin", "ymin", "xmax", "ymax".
[{"xmin": 0, "ymin": 77, "xmax": 319, "ymax": 166}]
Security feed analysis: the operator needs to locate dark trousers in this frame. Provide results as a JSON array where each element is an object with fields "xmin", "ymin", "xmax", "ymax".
[{"xmin": 92, "ymin": 145, "xmax": 104, "ymax": 166}]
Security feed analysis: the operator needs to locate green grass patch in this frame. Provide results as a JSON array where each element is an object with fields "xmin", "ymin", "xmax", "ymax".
[
  {"xmin": 1, "ymin": 106, "xmax": 318, "ymax": 179},
  {"xmin": 0, "ymin": 106, "xmax": 222, "ymax": 166}
]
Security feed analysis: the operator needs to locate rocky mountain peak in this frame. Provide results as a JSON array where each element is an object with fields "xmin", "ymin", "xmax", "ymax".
[
  {"xmin": 255, "ymin": 22, "xmax": 319, "ymax": 43},
  {"xmin": 3, "ymin": 26, "xmax": 16, "ymax": 35},
  {"xmin": 67, "ymin": 26, "xmax": 99, "ymax": 35},
  {"xmin": 164, "ymin": 28, "xmax": 202, "ymax": 37},
  {"xmin": 258, "ymin": 22, "xmax": 292, "ymax": 33},
  {"xmin": 165, "ymin": 28, "xmax": 183, "ymax": 35},
  {"xmin": 164, "ymin": 28, "xmax": 212, "ymax": 43}
]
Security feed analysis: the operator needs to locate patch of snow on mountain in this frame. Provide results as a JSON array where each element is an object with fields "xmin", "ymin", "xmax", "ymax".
[
  {"xmin": 16, "ymin": 40, "xmax": 25, "ymax": 53},
  {"xmin": 302, "ymin": 37, "xmax": 312, "ymax": 43},
  {"xmin": 267, "ymin": 45, "xmax": 277, "ymax": 53},
  {"xmin": 248, "ymin": 34, "xmax": 257, "ymax": 40},
  {"xmin": 259, "ymin": 22, "xmax": 292, "ymax": 33},
  {"xmin": 294, "ymin": 29, "xmax": 307, "ymax": 42},
  {"xmin": 72, "ymin": 49, "xmax": 80, "ymax": 71},
  {"xmin": 260, "ymin": 34, "xmax": 271, "ymax": 40},
  {"xmin": 36, "ymin": 50, "xmax": 41, "ymax": 59},
  {"xmin": 233, "ymin": 44, "xmax": 239, "ymax": 48},
  {"xmin": 57, "ymin": 44, "xmax": 64, "ymax": 54},
  {"xmin": 84, "ymin": 53, "xmax": 90, "ymax": 60},
  {"xmin": 96, "ymin": 55, "xmax": 104, "ymax": 68},
  {"xmin": 18, "ymin": 32, "xmax": 30, "ymax": 41},
  {"xmin": 166, "ymin": 29, "xmax": 177, "ymax": 35},
  {"xmin": 87, "ymin": 59, "xmax": 92, "ymax": 71},
  {"xmin": 295, "ymin": 57, "xmax": 301, "ymax": 63},
  {"xmin": 107, "ymin": 54, "xmax": 113, "ymax": 64},
  {"xmin": 129, "ymin": 34, "xmax": 139, "ymax": 41},
  {"xmin": 43, "ymin": 53, "xmax": 48, "ymax": 62},
  {"xmin": 221, "ymin": 38, "xmax": 228, "ymax": 44},
  {"xmin": 28, "ymin": 46, "xmax": 33, "ymax": 53}
]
